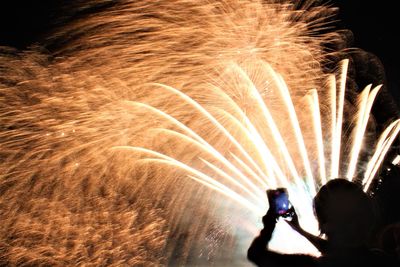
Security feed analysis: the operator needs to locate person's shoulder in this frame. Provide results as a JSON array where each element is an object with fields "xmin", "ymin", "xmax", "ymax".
[
  {"xmin": 368, "ymin": 248, "xmax": 399, "ymax": 267},
  {"xmin": 318, "ymin": 247, "xmax": 397, "ymax": 267}
]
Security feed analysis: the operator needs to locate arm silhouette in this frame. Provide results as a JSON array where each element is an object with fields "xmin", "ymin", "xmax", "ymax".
[
  {"xmin": 248, "ymin": 209, "xmax": 318, "ymax": 267},
  {"xmin": 286, "ymin": 210, "xmax": 328, "ymax": 254}
]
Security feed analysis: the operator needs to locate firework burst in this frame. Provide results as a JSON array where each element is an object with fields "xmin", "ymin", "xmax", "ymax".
[{"xmin": 0, "ymin": 0, "xmax": 398, "ymax": 266}]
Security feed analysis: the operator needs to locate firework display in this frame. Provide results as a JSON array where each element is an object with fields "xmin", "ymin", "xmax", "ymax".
[{"xmin": 0, "ymin": 1, "xmax": 398, "ymax": 266}]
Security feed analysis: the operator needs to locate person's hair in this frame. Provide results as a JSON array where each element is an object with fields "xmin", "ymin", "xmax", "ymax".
[{"xmin": 313, "ymin": 178, "xmax": 375, "ymax": 243}]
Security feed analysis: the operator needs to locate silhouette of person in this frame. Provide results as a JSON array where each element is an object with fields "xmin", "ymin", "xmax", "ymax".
[{"xmin": 248, "ymin": 178, "xmax": 398, "ymax": 266}]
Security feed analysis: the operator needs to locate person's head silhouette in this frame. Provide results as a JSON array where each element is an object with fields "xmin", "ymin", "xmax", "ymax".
[{"xmin": 313, "ymin": 178, "xmax": 375, "ymax": 248}]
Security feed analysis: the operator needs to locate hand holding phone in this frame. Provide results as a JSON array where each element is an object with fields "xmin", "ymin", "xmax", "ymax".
[{"xmin": 267, "ymin": 188, "xmax": 292, "ymax": 216}]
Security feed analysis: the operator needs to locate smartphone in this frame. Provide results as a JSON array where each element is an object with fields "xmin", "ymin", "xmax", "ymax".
[{"xmin": 267, "ymin": 188, "xmax": 291, "ymax": 215}]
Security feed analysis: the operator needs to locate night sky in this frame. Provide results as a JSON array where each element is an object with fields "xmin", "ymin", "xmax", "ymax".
[
  {"xmin": 1, "ymin": 0, "xmax": 399, "ymax": 225},
  {"xmin": 333, "ymin": 0, "xmax": 399, "ymax": 110}
]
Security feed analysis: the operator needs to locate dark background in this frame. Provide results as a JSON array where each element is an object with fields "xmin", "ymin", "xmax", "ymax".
[
  {"xmin": 334, "ymin": 0, "xmax": 399, "ymax": 107},
  {"xmin": 0, "ymin": 0, "xmax": 399, "ymax": 224}
]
